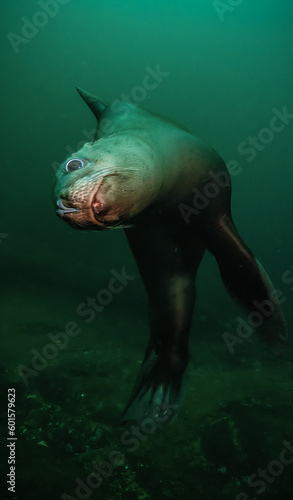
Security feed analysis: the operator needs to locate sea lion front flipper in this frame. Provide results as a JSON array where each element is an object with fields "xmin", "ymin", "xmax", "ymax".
[
  {"xmin": 76, "ymin": 87, "xmax": 107, "ymax": 123},
  {"xmin": 197, "ymin": 189, "xmax": 288, "ymax": 355},
  {"xmin": 121, "ymin": 225, "xmax": 205, "ymax": 424}
]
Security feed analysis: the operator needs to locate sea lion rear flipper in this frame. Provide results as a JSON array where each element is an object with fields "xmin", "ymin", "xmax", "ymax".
[
  {"xmin": 197, "ymin": 192, "xmax": 288, "ymax": 355},
  {"xmin": 121, "ymin": 347, "xmax": 187, "ymax": 425},
  {"xmin": 121, "ymin": 225, "xmax": 205, "ymax": 424}
]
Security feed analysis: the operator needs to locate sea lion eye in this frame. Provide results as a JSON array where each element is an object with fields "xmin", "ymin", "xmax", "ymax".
[{"xmin": 65, "ymin": 158, "xmax": 86, "ymax": 172}]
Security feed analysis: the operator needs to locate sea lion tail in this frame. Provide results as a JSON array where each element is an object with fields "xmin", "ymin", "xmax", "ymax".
[{"xmin": 121, "ymin": 349, "xmax": 187, "ymax": 426}]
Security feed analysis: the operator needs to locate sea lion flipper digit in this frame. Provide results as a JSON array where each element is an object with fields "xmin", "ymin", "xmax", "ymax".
[
  {"xmin": 121, "ymin": 225, "xmax": 205, "ymax": 423},
  {"xmin": 121, "ymin": 347, "xmax": 187, "ymax": 424},
  {"xmin": 197, "ymin": 192, "xmax": 287, "ymax": 355}
]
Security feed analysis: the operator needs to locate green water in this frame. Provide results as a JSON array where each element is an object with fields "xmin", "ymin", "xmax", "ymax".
[{"xmin": 1, "ymin": 1, "xmax": 293, "ymax": 499}]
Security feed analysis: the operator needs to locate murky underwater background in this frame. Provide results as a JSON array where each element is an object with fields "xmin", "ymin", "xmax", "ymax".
[{"xmin": 1, "ymin": 0, "xmax": 293, "ymax": 499}]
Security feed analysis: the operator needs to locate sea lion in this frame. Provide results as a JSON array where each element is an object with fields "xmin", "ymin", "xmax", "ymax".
[{"xmin": 53, "ymin": 87, "xmax": 287, "ymax": 424}]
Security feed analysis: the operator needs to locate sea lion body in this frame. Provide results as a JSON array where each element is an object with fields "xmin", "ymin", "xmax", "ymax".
[{"xmin": 54, "ymin": 89, "xmax": 287, "ymax": 424}]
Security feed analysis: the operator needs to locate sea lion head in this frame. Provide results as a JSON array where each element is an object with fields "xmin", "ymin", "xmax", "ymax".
[{"xmin": 53, "ymin": 133, "xmax": 159, "ymax": 230}]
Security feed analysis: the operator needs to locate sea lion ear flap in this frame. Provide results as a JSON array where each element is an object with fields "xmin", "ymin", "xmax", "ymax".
[{"xmin": 76, "ymin": 87, "xmax": 107, "ymax": 123}]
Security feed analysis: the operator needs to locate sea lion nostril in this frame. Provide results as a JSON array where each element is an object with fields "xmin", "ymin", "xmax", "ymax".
[{"xmin": 56, "ymin": 199, "xmax": 80, "ymax": 217}]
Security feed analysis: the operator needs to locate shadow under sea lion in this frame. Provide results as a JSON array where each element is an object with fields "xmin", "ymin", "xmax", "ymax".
[{"xmin": 53, "ymin": 88, "xmax": 287, "ymax": 424}]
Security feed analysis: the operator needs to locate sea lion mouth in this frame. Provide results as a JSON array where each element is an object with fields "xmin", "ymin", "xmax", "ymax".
[
  {"xmin": 91, "ymin": 200, "xmax": 107, "ymax": 225},
  {"xmin": 56, "ymin": 199, "xmax": 81, "ymax": 218}
]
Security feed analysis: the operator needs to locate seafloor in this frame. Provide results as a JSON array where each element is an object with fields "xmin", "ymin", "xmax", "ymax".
[{"xmin": 1, "ymin": 245, "xmax": 293, "ymax": 500}]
